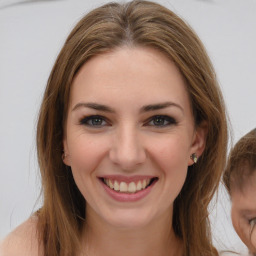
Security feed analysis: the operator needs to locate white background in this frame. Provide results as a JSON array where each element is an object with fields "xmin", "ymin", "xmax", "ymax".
[{"xmin": 0, "ymin": 0, "xmax": 256, "ymax": 253}]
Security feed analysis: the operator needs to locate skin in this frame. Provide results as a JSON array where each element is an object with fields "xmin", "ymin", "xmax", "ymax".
[
  {"xmin": 231, "ymin": 170, "xmax": 256, "ymax": 254},
  {"xmin": 0, "ymin": 217, "xmax": 42, "ymax": 256},
  {"xmin": 63, "ymin": 46, "xmax": 207, "ymax": 256}
]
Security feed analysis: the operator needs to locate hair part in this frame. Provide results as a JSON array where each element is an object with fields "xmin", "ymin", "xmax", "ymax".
[{"xmin": 36, "ymin": 1, "xmax": 228, "ymax": 255}]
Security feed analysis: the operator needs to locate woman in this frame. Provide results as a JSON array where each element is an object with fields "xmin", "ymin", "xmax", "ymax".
[
  {"xmin": 223, "ymin": 128, "xmax": 256, "ymax": 256},
  {"xmin": 0, "ymin": 1, "xmax": 228, "ymax": 255}
]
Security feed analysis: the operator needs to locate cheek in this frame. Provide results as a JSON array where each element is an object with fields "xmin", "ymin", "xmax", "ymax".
[
  {"xmin": 149, "ymin": 134, "xmax": 191, "ymax": 173},
  {"xmin": 67, "ymin": 135, "xmax": 110, "ymax": 203},
  {"xmin": 148, "ymin": 135, "xmax": 190, "ymax": 198},
  {"xmin": 231, "ymin": 209, "xmax": 243, "ymax": 238},
  {"xmin": 231, "ymin": 207, "xmax": 251, "ymax": 248},
  {"xmin": 68, "ymin": 134, "xmax": 109, "ymax": 174},
  {"xmin": 251, "ymin": 226, "xmax": 256, "ymax": 249}
]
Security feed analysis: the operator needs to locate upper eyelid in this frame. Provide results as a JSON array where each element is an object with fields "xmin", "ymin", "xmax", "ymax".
[
  {"xmin": 79, "ymin": 115, "xmax": 109, "ymax": 125},
  {"xmin": 242, "ymin": 210, "xmax": 256, "ymax": 219},
  {"xmin": 145, "ymin": 115, "xmax": 177, "ymax": 123}
]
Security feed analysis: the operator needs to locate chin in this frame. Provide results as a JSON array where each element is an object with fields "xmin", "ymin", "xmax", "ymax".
[{"xmin": 104, "ymin": 209, "xmax": 155, "ymax": 230}]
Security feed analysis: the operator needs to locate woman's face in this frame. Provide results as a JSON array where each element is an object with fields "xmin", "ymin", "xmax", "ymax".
[
  {"xmin": 63, "ymin": 47, "xmax": 206, "ymax": 229},
  {"xmin": 231, "ymin": 171, "xmax": 256, "ymax": 253}
]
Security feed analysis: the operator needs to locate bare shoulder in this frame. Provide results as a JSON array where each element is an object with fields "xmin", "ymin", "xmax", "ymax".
[{"xmin": 0, "ymin": 216, "xmax": 43, "ymax": 256}]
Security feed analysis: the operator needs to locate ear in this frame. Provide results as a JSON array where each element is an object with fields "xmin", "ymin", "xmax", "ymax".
[
  {"xmin": 188, "ymin": 121, "xmax": 208, "ymax": 166},
  {"xmin": 63, "ymin": 138, "xmax": 71, "ymax": 166}
]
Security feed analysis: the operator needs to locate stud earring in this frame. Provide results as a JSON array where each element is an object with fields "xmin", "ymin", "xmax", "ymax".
[
  {"xmin": 190, "ymin": 153, "xmax": 198, "ymax": 164},
  {"xmin": 62, "ymin": 151, "xmax": 67, "ymax": 160}
]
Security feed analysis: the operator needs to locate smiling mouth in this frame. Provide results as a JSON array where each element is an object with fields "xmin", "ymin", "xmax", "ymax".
[{"xmin": 100, "ymin": 177, "xmax": 158, "ymax": 193}]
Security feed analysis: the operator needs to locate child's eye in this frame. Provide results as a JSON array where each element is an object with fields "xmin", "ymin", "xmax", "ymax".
[
  {"xmin": 80, "ymin": 115, "xmax": 108, "ymax": 127},
  {"xmin": 249, "ymin": 218, "xmax": 256, "ymax": 238},
  {"xmin": 249, "ymin": 217, "xmax": 256, "ymax": 226},
  {"xmin": 146, "ymin": 115, "xmax": 177, "ymax": 127}
]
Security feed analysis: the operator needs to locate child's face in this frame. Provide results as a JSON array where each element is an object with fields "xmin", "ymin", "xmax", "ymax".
[{"xmin": 231, "ymin": 171, "xmax": 256, "ymax": 254}]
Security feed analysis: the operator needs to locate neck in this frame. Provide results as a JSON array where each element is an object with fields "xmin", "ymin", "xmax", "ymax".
[{"xmin": 80, "ymin": 207, "xmax": 183, "ymax": 256}]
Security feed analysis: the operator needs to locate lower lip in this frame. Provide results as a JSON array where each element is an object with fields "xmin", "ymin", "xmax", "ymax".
[{"xmin": 101, "ymin": 179, "xmax": 157, "ymax": 202}]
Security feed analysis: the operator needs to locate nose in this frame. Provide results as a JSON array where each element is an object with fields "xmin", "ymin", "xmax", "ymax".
[{"xmin": 109, "ymin": 125, "xmax": 147, "ymax": 171}]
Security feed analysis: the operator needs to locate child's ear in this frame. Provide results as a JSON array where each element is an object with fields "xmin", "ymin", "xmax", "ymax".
[
  {"xmin": 62, "ymin": 138, "xmax": 71, "ymax": 166},
  {"xmin": 188, "ymin": 121, "xmax": 208, "ymax": 166}
]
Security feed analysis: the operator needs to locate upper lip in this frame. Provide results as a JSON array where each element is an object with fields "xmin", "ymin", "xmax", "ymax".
[{"xmin": 98, "ymin": 175, "xmax": 157, "ymax": 183}]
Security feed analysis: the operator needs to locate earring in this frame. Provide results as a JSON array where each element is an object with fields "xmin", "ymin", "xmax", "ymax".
[
  {"xmin": 62, "ymin": 151, "xmax": 67, "ymax": 160},
  {"xmin": 190, "ymin": 153, "xmax": 198, "ymax": 164}
]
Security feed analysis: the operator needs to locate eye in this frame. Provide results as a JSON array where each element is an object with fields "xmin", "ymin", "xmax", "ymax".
[
  {"xmin": 146, "ymin": 115, "xmax": 177, "ymax": 127},
  {"xmin": 79, "ymin": 115, "xmax": 108, "ymax": 127},
  {"xmin": 249, "ymin": 217, "xmax": 256, "ymax": 226},
  {"xmin": 249, "ymin": 218, "xmax": 256, "ymax": 239}
]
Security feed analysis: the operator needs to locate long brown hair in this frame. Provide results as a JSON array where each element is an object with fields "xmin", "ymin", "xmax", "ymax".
[{"xmin": 36, "ymin": 1, "xmax": 228, "ymax": 255}]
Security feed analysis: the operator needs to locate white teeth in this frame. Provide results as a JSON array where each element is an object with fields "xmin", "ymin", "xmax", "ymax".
[
  {"xmin": 109, "ymin": 180, "xmax": 114, "ymax": 189},
  {"xmin": 136, "ymin": 181, "xmax": 142, "ymax": 191},
  {"xmin": 120, "ymin": 182, "xmax": 128, "ymax": 192},
  {"xmin": 114, "ymin": 180, "xmax": 120, "ymax": 191},
  {"xmin": 142, "ymin": 180, "xmax": 147, "ymax": 189},
  {"xmin": 128, "ymin": 182, "xmax": 136, "ymax": 193},
  {"xmin": 104, "ymin": 178, "xmax": 155, "ymax": 193}
]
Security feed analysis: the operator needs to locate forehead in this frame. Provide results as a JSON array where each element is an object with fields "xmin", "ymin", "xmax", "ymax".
[
  {"xmin": 231, "ymin": 171, "xmax": 256, "ymax": 211},
  {"xmin": 70, "ymin": 46, "xmax": 191, "ymax": 112}
]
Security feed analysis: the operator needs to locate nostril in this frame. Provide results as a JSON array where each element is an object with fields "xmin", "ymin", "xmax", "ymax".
[{"xmin": 109, "ymin": 149, "xmax": 147, "ymax": 170}]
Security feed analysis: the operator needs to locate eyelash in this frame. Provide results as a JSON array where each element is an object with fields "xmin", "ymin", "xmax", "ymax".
[
  {"xmin": 146, "ymin": 115, "xmax": 177, "ymax": 127},
  {"xmin": 79, "ymin": 115, "xmax": 177, "ymax": 128},
  {"xmin": 79, "ymin": 115, "xmax": 108, "ymax": 127}
]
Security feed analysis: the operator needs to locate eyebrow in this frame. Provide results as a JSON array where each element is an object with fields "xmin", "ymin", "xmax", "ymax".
[
  {"xmin": 72, "ymin": 102, "xmax": 115, "ymax": 113},
  {"xmin": 72, "ymin": 101, "xmax": 183, "ymax": 113},
  {"xmin": 140, "ymin": 102, "xmax": 184, "ymax": 113},
  {"xmin": 239, "ymin": 209, "xmax": 256, "ymax": 216}
]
